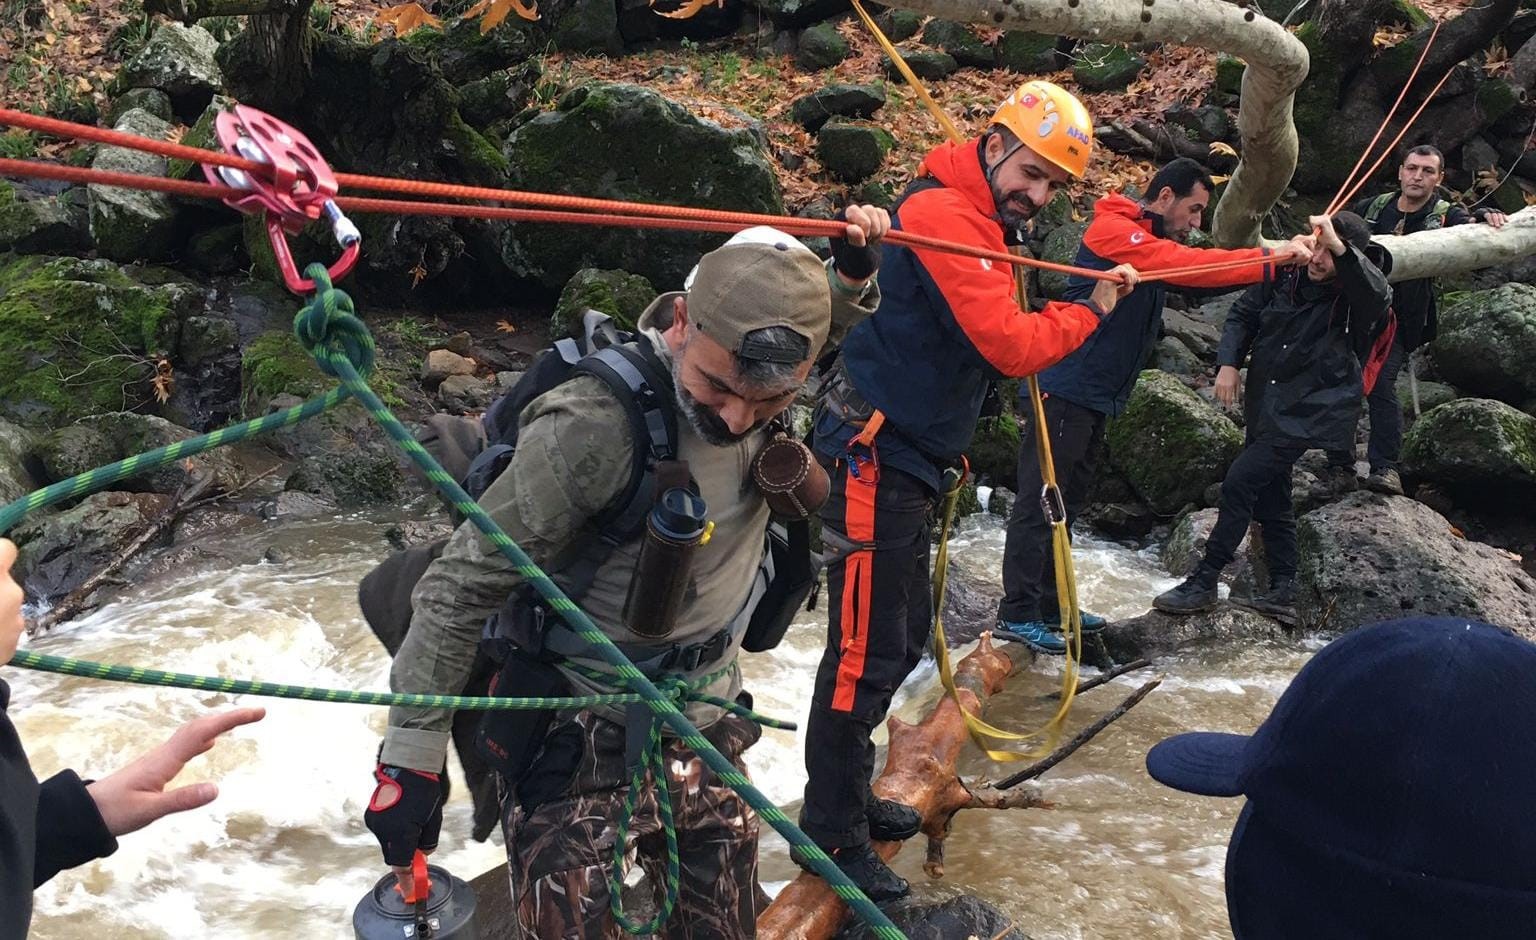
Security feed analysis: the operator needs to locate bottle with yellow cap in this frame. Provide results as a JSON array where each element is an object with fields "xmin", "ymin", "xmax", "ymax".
[{"xmin": 623, "ymin": 488, "xmax": 713, "ymax": 639}]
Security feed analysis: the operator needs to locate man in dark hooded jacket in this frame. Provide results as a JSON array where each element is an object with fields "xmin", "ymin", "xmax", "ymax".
[{"xmin": 1154, "ymin": 213, "xmax": 1391, "ymax": 623}]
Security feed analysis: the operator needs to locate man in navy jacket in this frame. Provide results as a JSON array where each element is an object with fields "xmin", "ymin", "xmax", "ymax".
[{"xmin": 997, "ymin": 159, "xmax": 1312, "ymax": 652}]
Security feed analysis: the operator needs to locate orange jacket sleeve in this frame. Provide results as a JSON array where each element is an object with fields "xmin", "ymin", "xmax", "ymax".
[
  {"xmin": 1083, "ymin": 211, "xmax": 1275, "ymax": 289},
  {"xmin": 900, "ymin": 189, "xmax": 1102, "ymax": 378}
]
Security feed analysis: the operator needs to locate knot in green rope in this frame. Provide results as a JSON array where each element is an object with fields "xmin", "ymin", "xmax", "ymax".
[{"xmin": 294, "ymin": 262, "xmax": 375, "ymax": 380}]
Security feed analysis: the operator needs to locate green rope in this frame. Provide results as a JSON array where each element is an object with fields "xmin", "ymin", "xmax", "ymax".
[
  {"xmin": 610, "ymin": 719, "xmax": 680, "ymax": 934},
  {"xmin": 0, "ymin": 390, "xmax": 347, "ymax": 534},
  {"xmin": 0, "ymin": 264, "xmax": 905, "ymax": 939},
  {"xmin": 5, "ymin": 650, "xmax": 732, "ymax": 712}
]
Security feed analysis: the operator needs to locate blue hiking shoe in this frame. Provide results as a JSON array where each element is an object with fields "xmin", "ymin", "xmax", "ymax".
[
  {"xmin": 1058, "ymin": 610, "xmax": 1108, "ymax": 635},
  {"xmin": 995, "ymin": 619, "xmax": 1068, "ymax": 655}
]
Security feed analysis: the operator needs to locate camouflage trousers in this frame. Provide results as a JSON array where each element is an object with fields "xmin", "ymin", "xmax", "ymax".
[{"xmin": 498, "ymin": 707, "xmax": 765, "ymax": 939}]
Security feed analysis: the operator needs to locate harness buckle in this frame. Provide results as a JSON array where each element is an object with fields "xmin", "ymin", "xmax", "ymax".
[
  {"xmin": 203, "ymin": 104, "xmax": 360, "ymax": 295},
  {"xmin": 674, "ymin": 628, "xmax": 730, "ymax": 673}
]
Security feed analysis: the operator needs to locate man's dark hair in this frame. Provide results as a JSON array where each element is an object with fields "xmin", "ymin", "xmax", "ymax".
[
  {"xmin": 1402, "ymin": 144, "xmax": 1445, "ymax": 173},
  {"xmin": 1146, "ymin": 158, "xmax": 1215, "ymax": 201},
  {"xmin": 1331, "ymin": 211, "xmax": 1373, "ymax": 253}
]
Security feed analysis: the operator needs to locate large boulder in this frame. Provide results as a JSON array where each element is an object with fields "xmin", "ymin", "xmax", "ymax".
[
  {"xmin": 1429, "ymin": 285, "xmax": 1536, "ymax": 411},
  {"xmin": 816, "ymin": 122, "xmax": 894, "ymax": 182},
  {"xmin": 12, "ymin": 491, "xmax": 172, "ymax": 604},
  {"xmin": 965, "ymin": 414, "xmax": 1021, "ymax": 488},
  {"xmin": 797, "ymin": 23, "xmax": 850, "ymax": 71},
  {"xmin": 1038, "ymin": 220, "xmax": 1089, "ymax": 300},
  {"xmin": 1297, "ymin": 493, "xmax": 1536, "ymax": 637},
  {"xmin": 920, "ymin": 20, "xmax": 994, "ymax": 69},
  {"xmin": 790, "ymin": 84, "xmax": 886, "ymax": 133},
  {"xmin": 0, "ymin": 419, "xmax": 39, "ymax": 508},
  {"xmin": 1402, "ymin": 398, "xmax": 1536, "ymax": 503},
  {"xmin": 1106, "ymin": 370, "xmax": 1243, "ymax": 515},
  {"xmin": 1101, "ymin": 607, "xmax": 1290, "ymax": 661},
  {"xmin": 742, "ymin": 0, "xmax": 849, "ymax": 28},
  {"xmin": 1161, "ymin": 506, "xmax": 1260, "ymax": 594},
  {"xmin": 995, "ymin": 31, "xmax": 1059, "ymax": 73},
  {"xmin": 551, "ymin": 268, "xmax": 658, "ymax": 339},
  {"xmin": 115, "ymin": 23, "xmax": 223, "ymax": 121},
  {"xmin": 0, "ymin": 180, "xmax": 90, "ymax": 254},
  {"xmin": 168, "ymin": 314, "xmax": 243, "ymax": 431},
  {"xmin": 89, "ymin": 108, "xmax": 184, "ymax": 262},
  {"xmin": 1073, "ymin": 43, "xmax": 1146, "ymax": 91},
  {"xmin": 502, "ymin": 83, "xmax": 782, "ymax": 291},
  {"xmin": 72, "ymin": 413, "xmax": 249, "ymax": 496},
  {"xmin": 265, "ymin": 395, "xmax": 407, "ymax": 508},
  {"xmin": 0, "ymin": 255, "xmax": 201, "ymax": 427}
]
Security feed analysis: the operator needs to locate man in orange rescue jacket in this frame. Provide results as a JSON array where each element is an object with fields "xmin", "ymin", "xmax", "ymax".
[
  {"xmin": 996, "ymin": 158, "xmax": 1314, "ymax": 653},
  {"xmin": 798, "ymin": 80, "xmax": 1138, "ymax": 901}
]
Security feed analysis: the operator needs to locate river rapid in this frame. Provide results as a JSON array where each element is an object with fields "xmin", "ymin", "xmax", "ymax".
[{"xmin": 12, "ymin": 509, "xmax": 1316, "ymax": 939}]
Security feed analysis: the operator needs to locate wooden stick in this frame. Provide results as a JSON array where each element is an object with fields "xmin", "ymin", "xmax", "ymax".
[
  {"xmin": 997, "ymin": 679, "xmax": 1163, "ymax": 790},
  {"xmin": 1043, "ymin": 657, "xmax": 1153, "ymax": 699}
]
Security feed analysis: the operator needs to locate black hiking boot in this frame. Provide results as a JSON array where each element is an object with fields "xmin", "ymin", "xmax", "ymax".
[
  {"xmin": 1364, "ymin": 467, "xmax": 1403, "ymax": 496},
  {"xmin": 867, "ymin": 796, "xmax": 922, "ymax": 842},
  {"xmin": 1153, "ymin": 565, "xmax": 1221, "ymax": 615},
  {"xmin": 1321, "ymin": 464, "xmax": 1360, "ymax": 497},
  {"xmin": 791, "ymin": 841, "xmax": 911, "ymax": 903},
  {"xmin": 1232, "ymin": 580, "xmax": 1299, "ymax": 627}
]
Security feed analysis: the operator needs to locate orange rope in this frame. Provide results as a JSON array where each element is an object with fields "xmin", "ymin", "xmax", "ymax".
[
  {"xmin": 1326, "ymin": 20, "xmax": 1442, "ymax": 216},
  {"xmin": 1330, "ymin": 68, "xmax": 1456, "ymax": 217},
  {"xmin": 0, "ymin": 108, "xmax": 1304, "ymax": 286}
]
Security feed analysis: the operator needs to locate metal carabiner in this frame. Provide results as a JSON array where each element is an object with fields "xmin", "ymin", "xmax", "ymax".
[
  {"xmin": 202, "ymin": 104, "xmax": 361, "ymax": 294},
  {"xmin": 1039, "ymin": 482, "xmax": 1067, "ymax": 526}
]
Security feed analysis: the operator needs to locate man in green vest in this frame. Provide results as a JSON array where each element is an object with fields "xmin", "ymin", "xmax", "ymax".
[{"xmin": 1326, "ymin": 144, "xmax": 1507, "ymax": 496}]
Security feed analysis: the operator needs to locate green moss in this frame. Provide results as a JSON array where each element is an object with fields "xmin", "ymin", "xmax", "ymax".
[
  {"xmin": 166, "ymin": 96, "xmax": 232, "ymax": 180},
  {"xmin": 1105, "ymin": 370, "xmax": 1242, "ymax": 514},
  {"xmin": 551, "ymin": 268, "xmax": 657, "ymax": 338},
  {"xmin": 966, "ymin": 413, "xmax": 1021, "ymax": 487},
  {"xmin": 1476, "ymin": 80, "xmax": 1520, "ymax": 125},
  {"xmin": 444, "ymin": 111, "xmax": 510, "ymax": 184},
  {"xmin": 242, "ymin": 330, "xmax": 328, "ymax": 402},
  {"xmin": 1290, "ymin": 22, "xmax": 1360, "ymax": 193},
  {"xmin": 0, "ymin": 255, "xmax": 184, "ymax": 425}
]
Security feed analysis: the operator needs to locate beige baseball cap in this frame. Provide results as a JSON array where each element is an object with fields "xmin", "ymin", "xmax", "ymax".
[{"xmin": 684, "ymin": 227, "xmax": 830, "ymax": 363}]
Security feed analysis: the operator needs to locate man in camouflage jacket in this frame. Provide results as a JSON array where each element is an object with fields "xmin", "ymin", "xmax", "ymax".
[{"xmin": 362, "ymin": 212, "xmax": 886, "ymax": 939}]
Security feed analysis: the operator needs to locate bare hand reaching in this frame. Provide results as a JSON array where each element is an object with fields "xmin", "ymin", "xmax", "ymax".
[
  {"xmin": 86, "ymin": 707, "xmax": 266, "ymax": 837},
  {"xmin": 1215, "ymin": 365, "xmax": 1242, "ymax": 408}
]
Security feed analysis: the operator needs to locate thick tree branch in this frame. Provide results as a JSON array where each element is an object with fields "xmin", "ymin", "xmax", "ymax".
[
  {"xmin": 1400, "ymin": 0, "xmax": 1522, "ymax": 93},
  {"xmin": 875, "ymin": 0, "xmax": 1309, "ymax": 247},
  {"xmin": 1376, "ymin": 206, "xmax": 1536, "ymax": 280}
]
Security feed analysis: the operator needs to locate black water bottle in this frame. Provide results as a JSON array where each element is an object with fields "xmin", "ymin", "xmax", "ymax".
[{"xmin": 623, "ymin": 487, "xmax": 710, "ymax": 639}]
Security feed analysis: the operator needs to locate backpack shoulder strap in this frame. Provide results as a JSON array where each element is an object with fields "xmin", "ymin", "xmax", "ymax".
[
  {"xmin": 572, "ymin": 339, "xmax": 681, "ymax": 543},
  {"xmin": 1426, "ymin": 199, "xmax": 1452, "ymax": 229},
  {"xmin": 1364, "ymin": 192, "xmax": 1394, "ymax": 225}
]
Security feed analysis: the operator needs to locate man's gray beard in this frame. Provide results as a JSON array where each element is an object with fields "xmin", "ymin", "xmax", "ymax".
[{"xmin": 671, "ymin": 350, "xmax": 760, "ymax": 446}]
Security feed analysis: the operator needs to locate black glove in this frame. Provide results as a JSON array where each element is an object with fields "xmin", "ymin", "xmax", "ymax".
[
  {"xmin": 830, "ymin": 207, "xmax": 881, "ymax": 282},
  {"xmin": 364, "ymin": 763, "xmax": 444, "ymax": 868}
]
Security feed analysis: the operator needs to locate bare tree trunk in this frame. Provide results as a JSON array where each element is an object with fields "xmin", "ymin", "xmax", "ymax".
[
  {"xmin": 203, "ymin": 0, "xmax": 317, "ymax": 109},
  {"xmin": 1377, "ymin": 207, "xmax": 1536, "ymax": 281}
]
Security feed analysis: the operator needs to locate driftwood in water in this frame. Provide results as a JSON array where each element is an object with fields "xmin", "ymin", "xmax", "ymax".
[{"xmin": 757, "ymin": 635, "xmax": 1157, "ymax": 939}]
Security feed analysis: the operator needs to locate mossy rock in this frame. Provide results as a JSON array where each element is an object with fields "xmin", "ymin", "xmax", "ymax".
[
  {"xmin": 444, "ymin": 111, "xmax": 511, "ymax": 186},
  {"xmin": 1430, "ymin": 284, "xmax": 1536, "ymax": 408},
  {"xmin": 995, "ymin": 31, "xmax": 1058, "ymax": 73},
  {"xmin": 166, "ymin": 95, "xmax": 232, "ymax": 180},
  {"xmin": 965, "ymin": 413, "xmax": 1021, "ymax": 487},
  {"xmin": 407, "ymin": 16, "xmax": 536, "ymax": 84},
  {"xmin": 0, "ymin": 181, "xmax": 90, "ymax": 255},
  {"xmin": 874, "ymin": 9, "xmax": 921, "ymax": 43},
  {"xmin": 790, "ymin": 83, "xmax": 886, "ymax": 133},
  {"xmin": 89, "ymin": 108, "xmax": 184, "ymax": 262},
  {"xmin": 276, "ymin": 401, "xmax": 406, "ymax": 507},
  {"xmin": 1031, "ymin": 190, "xmax": 1077, "ymax": 237},
  {"xmin": 849, "ymin": 178, "xmax": 896, "ymax": 209},
  {"xmin": 953, "ymin": 482, "xmax": 982, "ymax": 518},
  {"xmin": 242, "ymin": 330, "xmax": 329, "ymax": 405},
  {"xmin": 545, "ymin": 0, "xmax": 622, "ymax": 55},
  {"xmin": 1072, "ymin": 44, "xmax": 1145, "ymax": 92},
  {"xmin": 1403, "ymin": 398, "xmax": 1536, "ymax": 500},
  {"xmin": 921, "ymin": 20, "xmax": 993, "ymax": 69},
  {"xmin": 1039, "ymin": 219, "xmax": 1089, "ymax": 300},
  {"xmin": 0, "ymin": 255, "xmax": 197, "ymax": 428},
  {"xmin": 0, "ymin": 418, "xmax": 39, "ymax": 507},
  {"xmin": 74, "ymin": 412, "xmax": 248, "ymax": 495},
  {"xmin": 816, "ymin": 122, "xmax": 895, "ymax": 183},
  {"xmin": 107, "ymin": 87, "xmax": 173, "ymax": 126},
  {"xmin": 1106, "ymin": 370, "xmax": 1243, "ymax": 514},
  {"xmin": 1398, "ymin": 375, "xmax": 1458, "ymax": 417},
  {"xmin": 797, "ymin": 23, "xmax": 850, "ymax": 71},
  {"xmin": 115, "ymin": 22, "xmax": 223, "ymax": 121},
  {"xmin": 743, "ymin": 0, "xmax": 852, "ymax": 29},
  {"xmin": 1215, "ymin": 54, "xmax": 1246, "ymax": 98},
  {"xmin": 551, "ymin": 268, "xmax": 658, "ymax": 339},
  {"xmin": 459, "ymin": 61, "xmax": 540, "ymax": 129},
  {"xmin": 185, "ymin": 223, "xmax": 248, "ymax": 274},
  {"xmin": 1155, "ymin": 336, "xmax": 1204, "ymax": 377},
  {"xmin": 884, "ymin": 50, "xmax": 958, "ymax": 81},
  {"xmin": 501, "ymin": 83, "xmax": 783, "ymax": 291},
  {"xmin": 12, "ymin": 491, "xmax": 172, "ymax": 603},
  {"xmin": 37, "ymin": 424, "xmax": 117, "ymax": 487}
]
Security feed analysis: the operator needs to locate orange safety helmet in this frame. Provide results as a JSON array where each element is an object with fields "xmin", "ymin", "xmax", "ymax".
[{"xmin": 988, "ymin": 80, "xmax": 1094, "ymax": 179}]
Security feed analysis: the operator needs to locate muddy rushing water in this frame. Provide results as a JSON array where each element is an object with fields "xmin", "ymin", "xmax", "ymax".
[{"xmin": 11, "ymin": 510, "xmax": 1317, "ymax": 939}]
